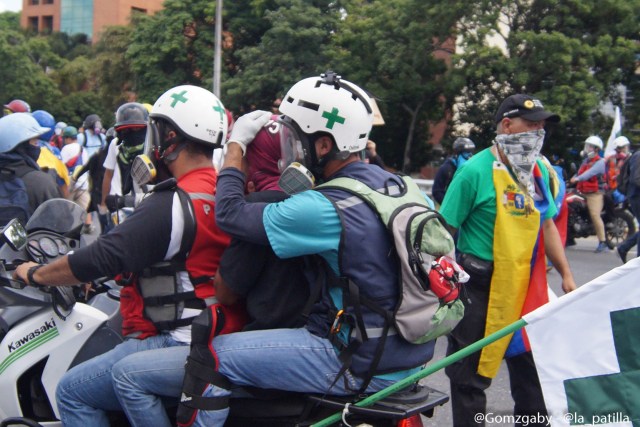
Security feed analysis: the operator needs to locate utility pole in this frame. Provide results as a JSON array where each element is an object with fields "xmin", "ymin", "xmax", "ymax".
[{"xmin": 213, "ymin": 0, "xmax": 222, "ymax": 98}]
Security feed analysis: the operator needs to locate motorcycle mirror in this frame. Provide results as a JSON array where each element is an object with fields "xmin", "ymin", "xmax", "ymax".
[{"xmin": 1, "ymin": 218, "xmax": 28, "ymax": 251}]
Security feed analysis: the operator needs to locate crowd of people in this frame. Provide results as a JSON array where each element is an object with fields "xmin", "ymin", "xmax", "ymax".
[{"xmin": 0, "ymin": 76, "xmax": 636, "ymax": 427}]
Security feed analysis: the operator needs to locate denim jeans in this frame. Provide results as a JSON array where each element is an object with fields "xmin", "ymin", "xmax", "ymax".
[
  {"xmin": 56, "ymin": 334, "xmax": 188, "ymax": 427},
  {"xmin": 193, "ymin": 328, "xmax": 397, "ymax": 427}
]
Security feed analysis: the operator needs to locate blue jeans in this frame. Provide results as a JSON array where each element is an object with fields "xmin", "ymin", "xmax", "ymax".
[
  {"xmin": 194, "ymin": 328, "xmax": 397, "ymax": 427},
  {"xmin": 56, "ymin": 334, "xmax": 188, "ymax": 427}
]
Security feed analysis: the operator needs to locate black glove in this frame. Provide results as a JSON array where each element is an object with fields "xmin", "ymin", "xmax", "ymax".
[{"xmin": 105, "ymin": 195, "xmax": 135, "ymax": 211}]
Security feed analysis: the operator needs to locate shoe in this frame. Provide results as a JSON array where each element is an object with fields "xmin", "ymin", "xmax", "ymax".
[
  {"xmin": 82, "ymin": 224, "xmax": 96, "ymax": 234},
  {"xmin": 595, "ymin": 242, "xmax": 610, "ymax": 253},
  {"xmin": 617, "ymin": 246, "xmax": 628, "ymax": 263}
]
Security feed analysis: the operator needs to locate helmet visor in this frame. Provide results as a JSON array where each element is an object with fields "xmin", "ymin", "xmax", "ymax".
[
  {"xmin": 142, "ymin": 118, "xmax": 162, "ymax": 160},
  {"xmin": 277, "ymin": 119, "xmax": 306, "ymax": 172}
]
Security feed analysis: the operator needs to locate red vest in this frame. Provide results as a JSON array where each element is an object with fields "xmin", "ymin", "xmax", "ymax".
[
  {"xmin": 577, "ymin": 156, "xmax": 602, "ymax": 194},
  {"xmin": 120, "ymin": 168, "xmax": 237, "ymax": 339}
]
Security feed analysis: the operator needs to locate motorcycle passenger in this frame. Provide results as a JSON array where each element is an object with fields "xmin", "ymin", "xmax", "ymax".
[
  {"xmin": 605, "ymin": 135, "xmax": 631, "ymax": 204},
  {"xmin": 432, "ymin": 137, "xmax": 476, "ymax": 205},
  {"xmin": 0, "ymin": 112, "xmax": 61, "ymax": 225},
  {"xmin": 178, "ymin": 72, "xmax": 438, "ymax": 427},
  {"xmin": 570, "ymin": 135, "xmax": 608, "ymax": 252},
  {"xmin": 15, "ymin": 85, "xmax": 246, "ymax": 427},
  {"xmin": 439, "ymin": 94, "xmax": 576, "ymax": 426}
]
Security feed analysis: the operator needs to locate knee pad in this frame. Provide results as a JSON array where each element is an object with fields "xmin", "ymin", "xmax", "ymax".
[{"xmin": 177, "ymin": 306, "xmax": 229, "ymax": 427}]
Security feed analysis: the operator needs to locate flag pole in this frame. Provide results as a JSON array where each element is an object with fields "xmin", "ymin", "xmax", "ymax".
[{"xmin": 311, "ymin": 319, "xmax": 527, "ymax": 427}]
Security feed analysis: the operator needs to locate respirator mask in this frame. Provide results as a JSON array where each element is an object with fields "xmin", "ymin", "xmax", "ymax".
[
  {"xmin": 276, "ymin": 117, "xmax": 316, "ymax": 195},
  {"xmin": 131, "ymin": 118, "xmax": 178, "ymax": 187}
]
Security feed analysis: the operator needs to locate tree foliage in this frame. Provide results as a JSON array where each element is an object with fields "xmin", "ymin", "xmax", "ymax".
[{"xmin": 452, "ymin": 0, "xmax": 640, "ymax": 161}]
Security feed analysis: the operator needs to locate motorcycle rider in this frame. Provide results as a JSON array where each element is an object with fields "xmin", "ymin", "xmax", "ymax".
[
  {"xmin": 14, "ymin": 85, "xmax": 246, "ymax": 427},
  {"xmin": 32, "ymin": 109, "xmax": 71, "ymax": 199},
  {"xmin": 177, "ymin": 72, "xmax": 438, "ymax": 426},
  {"xmin": 0, "ymin": 112, "xmax": 61, "ymax": 225},
  {"xmin": 570, "ymin": 135, "xmax": 608, "ymax": 252},
  {"xmin": 432, "ymin": 137, "xmax": 476, "ymax": 205}
]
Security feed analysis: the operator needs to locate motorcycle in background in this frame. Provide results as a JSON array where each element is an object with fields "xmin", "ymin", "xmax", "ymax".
[{"xmin": 566, "ymin": 185, "xmax": 636, "ymax": 247}]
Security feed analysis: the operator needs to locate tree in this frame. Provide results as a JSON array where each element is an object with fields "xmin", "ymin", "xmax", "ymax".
[
  {"xmin": 223, "ymin": 0, "xmax": 343, "ymax": 112},
  {"xmin": 127, "ymin": 0, "xmax": 219, "ymax": 103},
  {"xmin": 0, "ymin": 28, "xmax": 61, "ymax": 110},
  {"xmin": 452, "ymin": 0, "xmax": 640, "ymax": 160},
  {"xmin": 93, "ymin": 26, "xmax": 136, "ymax": 108},
  {"xmin": 331, "ymin": 0, "xmax": 465, "ymax": 172}
]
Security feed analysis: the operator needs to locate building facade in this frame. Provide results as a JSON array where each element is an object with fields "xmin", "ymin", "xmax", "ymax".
[{"xmin": 20, "ymin": 0, "xmax": 163, "ymax": 42}]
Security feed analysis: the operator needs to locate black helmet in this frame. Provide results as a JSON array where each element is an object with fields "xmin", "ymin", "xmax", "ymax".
[
  {"xmin": 114, "ymin": 102, "xmax": 148, "ymax": 131},
  {"xmin": 453, "ymin": 137, "xmax": 475, "ymax": 154},
  {"xmin": 83, "ymin": 114, "xmax": 102, "ymax": 130}
]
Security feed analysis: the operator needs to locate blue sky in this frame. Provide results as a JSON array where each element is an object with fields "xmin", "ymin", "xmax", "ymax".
[{"xmin": 0, "ymin": 0, "xmax": 22, "ymax": 13}]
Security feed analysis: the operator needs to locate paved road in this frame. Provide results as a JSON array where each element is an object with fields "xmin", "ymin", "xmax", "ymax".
[{"xmin": 421, "ymin": 237, "xmax": 635, "ymax": 426}]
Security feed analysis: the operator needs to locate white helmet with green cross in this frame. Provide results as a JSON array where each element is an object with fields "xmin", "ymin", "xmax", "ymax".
[
  {"xmin": 150, "ymin": 85, "xmax": 228, "ymax": 148},
  {"xmin": 278, "ymin": 72, "xmax": 374, "ymax": 154}
]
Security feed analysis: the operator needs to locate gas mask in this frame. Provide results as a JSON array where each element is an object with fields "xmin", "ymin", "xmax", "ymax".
[
  {"xmin": 131, "ymin": 119, "xmax": 178, "ymax": 187},
  {"xmin": 494, "ymin": 129, "xmax": 545, "ymax": 195},
  {"xmin": 276, "ymin": 117, "xmax": 318, "ymax": 194}
]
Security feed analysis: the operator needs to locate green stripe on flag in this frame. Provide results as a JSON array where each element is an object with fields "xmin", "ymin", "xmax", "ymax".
[{"xmin": 0, "ymin": 327, "xmax": 60, "ymax": 375}]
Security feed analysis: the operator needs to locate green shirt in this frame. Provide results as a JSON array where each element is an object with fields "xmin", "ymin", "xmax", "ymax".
[{"xmin": 439, "ymin": 148, "xmax": 557, "ymax": 261}]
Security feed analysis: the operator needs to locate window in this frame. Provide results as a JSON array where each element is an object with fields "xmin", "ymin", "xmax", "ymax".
[
  {"xmin": 42, "ymin": 16, "xmax": 53, "ymax": 33},
  {"xmin": 29, "ymin": 0, "xmax": 39, "ymax": 5},
  {"xmin": 28, "ymin": 16, "xmax": 39, "ymax": 31},
  {"xmin": 43, "ymin": 0, "xmax": 54, "ymax": 4},
  {"xmin": 131, "ymin": 7, "xmax": 147, "ymax": 15}
]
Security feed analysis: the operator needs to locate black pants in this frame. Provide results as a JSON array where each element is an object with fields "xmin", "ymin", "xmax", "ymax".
[{"xmin": 445, "ymin": 267, "xmax": 547, "ymax": 427}]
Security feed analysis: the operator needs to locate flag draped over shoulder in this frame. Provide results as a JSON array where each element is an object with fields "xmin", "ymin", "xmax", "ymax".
[
  {"xmin": 604, "ymin": 106, "xmax": 622, "ymax": 158},
  {"xmin": 524, "ymin": 257, "xmax": 640, "ymax": 427}
]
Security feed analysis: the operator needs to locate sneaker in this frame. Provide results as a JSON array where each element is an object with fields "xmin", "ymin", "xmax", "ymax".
[
  {"xmin": 617, "ymin": 246, "xmax": 628, "ymax": 263},
  {"xmin": 595, "ymin": 242, "xmax": 610, "ymax": 253}
]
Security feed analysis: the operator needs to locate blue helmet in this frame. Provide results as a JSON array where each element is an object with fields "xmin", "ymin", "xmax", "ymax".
[
  {"xmin": 0, "ymin": 113, "xmax": 50, "ymax": 153},
  {"xmin": 31, "ymin": 110, "xmax": 56, "ymax": 141}
]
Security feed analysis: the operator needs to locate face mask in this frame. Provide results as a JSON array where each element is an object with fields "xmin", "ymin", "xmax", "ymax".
[
  {"xmin": 16, "ymin": 143, "xmax": 41, "ymax": 163},
  {"xmin": 494, "ymin": 129, "xmax": 545, "ymax": 194},
  {"xmin": 456, "ymin": 153, "xmax": 471, "ymax": 168}
]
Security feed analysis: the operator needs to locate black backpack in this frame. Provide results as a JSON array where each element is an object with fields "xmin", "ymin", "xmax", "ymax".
[{"xmin": 0, "ymin": 167, "xmax": 31, "ymax": 227}]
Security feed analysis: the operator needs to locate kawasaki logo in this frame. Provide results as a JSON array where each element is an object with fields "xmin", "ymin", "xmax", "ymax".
[
  {"xmin": 8, "ymin": 318, "xmax": 57, "ymax": 353},
  {"xmin": 0, "ymin": 318, "xmax": 59, "ymax": 376}
]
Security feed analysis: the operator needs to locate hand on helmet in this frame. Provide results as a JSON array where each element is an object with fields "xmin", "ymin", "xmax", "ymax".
[{"xmin": 226, "ymin": 110, "xmax": 271, "ymax": 155}]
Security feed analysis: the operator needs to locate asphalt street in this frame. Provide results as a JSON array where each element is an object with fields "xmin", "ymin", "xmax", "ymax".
[{"xmin": 421, "ymin": 236, "xmax": 636, "ymax": 426}]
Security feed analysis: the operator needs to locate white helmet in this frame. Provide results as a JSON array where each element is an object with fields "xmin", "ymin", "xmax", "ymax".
[
  {"xmin": 614, "ymin": 136, "xmax": 630, "ymax": 149},
  {"xmin": 150, "ymin": 85, "xmax": 227, "ymax": 148},
  {"xmin": 584, "ymin": 135, "xmax": 603, "ymax": 150},
  {"xmin": 278, "ymin": 72, "xmax": 374, "ymax": 154}
]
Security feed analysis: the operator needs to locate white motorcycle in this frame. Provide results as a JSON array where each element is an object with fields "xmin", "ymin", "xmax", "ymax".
[{"xmin": 0, "ymin": 199, "xmax": 123, "ymax": 427}]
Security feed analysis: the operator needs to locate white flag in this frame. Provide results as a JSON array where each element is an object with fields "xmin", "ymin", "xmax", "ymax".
[
  {"xmin": 604, "ymin": 106, "xmax": 622, "ymax": 158},
  {"xmin": 524, "ymin": 257, "xmax": 640, "ymax": 427}
]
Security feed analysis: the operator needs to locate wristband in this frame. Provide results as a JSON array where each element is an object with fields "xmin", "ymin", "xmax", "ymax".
[{"xmin": 27, "ymin": 265, "xmax": 47, "ymax": 289}]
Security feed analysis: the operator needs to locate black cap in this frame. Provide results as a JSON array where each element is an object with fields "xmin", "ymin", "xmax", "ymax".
[{"xmin": 495, "ymin": 94, "xmax": 560, "ymax": 124}]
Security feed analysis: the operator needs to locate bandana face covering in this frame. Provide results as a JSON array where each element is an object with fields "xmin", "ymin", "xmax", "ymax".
[{"xmin": 494, "ymin": 129, "xmax": 545, "ymax": 195}]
